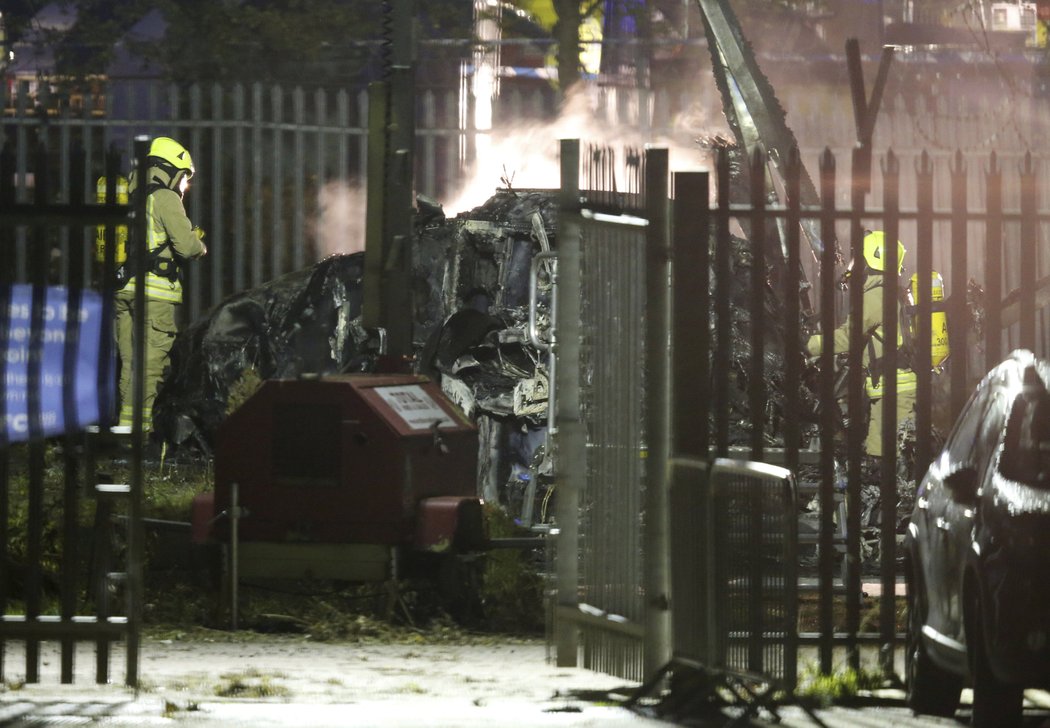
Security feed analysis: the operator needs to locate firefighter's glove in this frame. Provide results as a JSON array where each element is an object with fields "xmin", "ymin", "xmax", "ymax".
[
  {"xmin": 806, "ymin": 334, "xmax": 823, "ymax": 359},
  {"xmin": 192, "ymin": 227, "xmax": 208, "ymax": 257}
]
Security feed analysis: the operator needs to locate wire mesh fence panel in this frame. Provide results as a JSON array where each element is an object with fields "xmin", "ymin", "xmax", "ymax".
[
  {"xmin": 709, "ymin": 460, "xmax": 799, "ymax": 689},
  {"xmin": 574, "ymin": 215, "xmax": 648, "ymax": 681}
]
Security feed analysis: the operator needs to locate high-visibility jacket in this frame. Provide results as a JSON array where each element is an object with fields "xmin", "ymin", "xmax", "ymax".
[
  {"xmin": 122, "ymin": 169, "xmax": 205, "ymax": 303},
  {"xmin": 807, "ymin": 273, "xmax": 917, "ymax": 399}
]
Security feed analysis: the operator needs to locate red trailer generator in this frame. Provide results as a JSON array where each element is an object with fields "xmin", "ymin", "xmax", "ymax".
[{"xmin": 191, "ymin": 373, "xmax": 486, "ymax": 603}]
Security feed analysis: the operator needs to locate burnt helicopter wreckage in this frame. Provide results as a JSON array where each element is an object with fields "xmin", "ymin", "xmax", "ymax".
[
  {"xmin": 152, "ymin": 190, "xmax": 565, "ymax": 517},
  {"xmin": 153, "ymin": 180, "xmax": 814, "ymax": 526}
]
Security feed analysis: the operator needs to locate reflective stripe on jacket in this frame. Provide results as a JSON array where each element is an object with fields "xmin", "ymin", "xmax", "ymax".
[
  {"xmin": 807, "ymin": 272, "xmax": 916, "ymax": 399},
  {"xmin": 122, "ymin": 171, "xmax": 204, "ymax": 303}
]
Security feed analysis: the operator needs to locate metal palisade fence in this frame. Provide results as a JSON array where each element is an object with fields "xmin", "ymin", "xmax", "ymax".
[
  {"xmin": 0, "ymin": 139, "xmax": 148, "ymax": 686},
  {"xmin": 551, "ymin": 137, "xmax": 1050, "ymax": 688},
  {"xmin": 0, "ymin": 79, "xmax": 473, "ymax": 323},
  {"xmin": 4, "ymin": 77, "xmax": 1046, "ymax": 322}
]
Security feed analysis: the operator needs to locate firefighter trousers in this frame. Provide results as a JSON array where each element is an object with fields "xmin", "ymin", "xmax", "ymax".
[
  {"xmin": 866, "ymin": 389, "xmax": 916, "ymax": 458},
  {"xmin": 115, "ymin": 292, "xmax": 178, "ymax": 432}
]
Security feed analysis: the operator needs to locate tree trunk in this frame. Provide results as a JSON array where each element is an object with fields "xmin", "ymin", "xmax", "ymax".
[{"xmin": 552, "ymin": 0, "xmax": 582, "ymax": 100}]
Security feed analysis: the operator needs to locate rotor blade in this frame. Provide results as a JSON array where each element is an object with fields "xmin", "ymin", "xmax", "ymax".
[{"xmin": 697, "ymin": 0, "xmax": 824, "ymax": 256}]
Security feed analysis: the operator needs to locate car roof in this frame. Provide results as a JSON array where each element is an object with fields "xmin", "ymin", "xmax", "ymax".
[{"xmin": 982, "ymin": 349, "xmax": 1050, "ymax": 401}]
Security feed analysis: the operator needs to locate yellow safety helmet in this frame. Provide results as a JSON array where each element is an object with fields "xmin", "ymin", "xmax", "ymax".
[
  {"xmin": 863, "ymin": 230, "xmax": 906, "ymax": 274},
  {"xmin": 149, "ymin": 136, "xmax": 194, "ymax": 177}
]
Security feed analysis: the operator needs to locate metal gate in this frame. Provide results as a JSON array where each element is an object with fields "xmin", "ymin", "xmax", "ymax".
[
  {"xmin": 666, "ymin": 457, "xmax": 799, "ymax": 688},
  {"xmin": 0, "ymin": 139, "xmax": 146, "ymax": 685},
  {"xmin": 552, "ymin": 140, "xmax": 670, "ymax": 680},
  {"xmin": 553, "ymin": 133, "xmax": 1050, "ymax": 689},
  {"xmin": 669, "ymin": 142, "xmax": 1050, "ymax": 679}
]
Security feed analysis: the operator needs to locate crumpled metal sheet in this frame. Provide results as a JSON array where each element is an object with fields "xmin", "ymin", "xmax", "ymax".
[
  {"xmin": 418, "ymin": 191, "xmax": 558, "ymax": 430},
  {"xmin": 421, "ymin": 308, "xmax": 547, "ymax": 422},
  {"xmin": 152, "ymin": 254, "xmax": 372, "ymax": 448}
]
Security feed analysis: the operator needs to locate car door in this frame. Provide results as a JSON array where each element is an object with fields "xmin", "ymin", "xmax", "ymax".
[
  {"xmin": 942, "ymin": 389, "xmax": 1007, "ymax": 641},
  {"xmin": 920, "ymin": 385, "xmax": 994, "ymax": 642}
]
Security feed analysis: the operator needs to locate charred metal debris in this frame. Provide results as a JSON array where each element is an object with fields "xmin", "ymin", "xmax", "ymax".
[{"xmin": 153, "ymin": 190, "xmax": 558, "ymax": 516}]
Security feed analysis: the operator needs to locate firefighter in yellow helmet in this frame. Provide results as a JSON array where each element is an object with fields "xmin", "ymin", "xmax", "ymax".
[
  {"xmin": 114, "ymin": 137, "xmax": 207, "ymax": 433},
  {"xmin": 806, "ymin": 231, "xmax": 917, "ymax": 458}
]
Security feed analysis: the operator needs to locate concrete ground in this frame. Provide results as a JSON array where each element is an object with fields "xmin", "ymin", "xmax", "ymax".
[
  {"xmin": 1, "ymin": 636, "xmax": 1049, "ymax": 727},
  {"xmin": 0, "ymin": 637, "xmax": 657, "ymax": 727}
]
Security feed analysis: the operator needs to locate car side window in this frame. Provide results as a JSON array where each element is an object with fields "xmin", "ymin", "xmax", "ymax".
[
  {"xmin": 945, "ymin": 388, "xmax": 992, "ymax": 467},
  {"xmin": 999, "ymin": 389, "xmax": 1050, "ymax": 487},
  {"xmin": 973, "ymin": 393, "xmax": 1007, "ymax": 475}
]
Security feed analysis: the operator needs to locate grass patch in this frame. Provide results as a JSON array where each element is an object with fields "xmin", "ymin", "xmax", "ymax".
[
  {"xmin": 214, "ymin": 668, "xmax": 290, "ymax": 699},
  {"xmin": 796, "ymin": 593, "xmax": 907, "ymax": 634},
  {"xmin": 795, "ymin": 663, "xmax": 885, "ymax": 707},
  {"xmin": 226, "ymin": 368, "xmax": 263, "ymax": 415},
  {"xmin": 478, "ymin": 504, "xmax": 545, "ymax": 634},
  {"xmin": 162, "ymin": 700, "xmax": 200, "ymax": 716},
  {"xmin": 396, "ymin": 682, "xmax": 427, "ymax": 695}
]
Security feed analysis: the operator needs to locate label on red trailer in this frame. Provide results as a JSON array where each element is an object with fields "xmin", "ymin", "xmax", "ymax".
[{"xmin": 374, "ymin": 385, "xmax": 455, "ymax": 430}]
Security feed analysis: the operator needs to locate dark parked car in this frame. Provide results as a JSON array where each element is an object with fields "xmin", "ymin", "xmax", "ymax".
[{"xmin": 905, "ymin": 350, "xmax": 1050, "ymax": 727}]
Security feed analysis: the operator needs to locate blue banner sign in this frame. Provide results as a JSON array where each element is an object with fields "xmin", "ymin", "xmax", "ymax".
[{"xmin": 3, "ymin": 285, "xmax": 112, "ymax": 443}]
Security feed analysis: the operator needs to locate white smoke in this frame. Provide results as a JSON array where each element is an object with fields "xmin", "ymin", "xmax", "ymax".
[
  {"xmin": 310, "ymin": 87, "xmax": 726, "ymax": 260},
  {"xmin": 446, "ymin": 86, "xmax": 724, "ymax": 215},
  {"xmin": 315, "ymin": 180, "xmax": 368, "ymax": 258}
]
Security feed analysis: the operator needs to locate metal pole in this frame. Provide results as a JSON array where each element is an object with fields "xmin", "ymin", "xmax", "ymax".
[
  {"xmin": 748, "ymin": 148, "xmax": 766, "ymax": 461},
  {"xmin": 713, "ymin": 148, "xmax": 732, "ymax": 456},
  {"xmin": 643, "ymin": 147, "xmax": 671, "ymax": 677},
  {"xmin": 671, "ymin": 171, "xmax": 709, "ymax": 459},
  {"xmin": 915, "ymin": 152, "xmax": 935, "ymax": 481},
  {"xmin": 985, "ymin": 153, "xmax": 1003, "ymax": 370},
  {"xmin": 1020, "ymin": 152, "xmax": 1037, "ymax": 353},
  {"xmin": 846, "ymin": 146, "xmax": 867, "ymax": 673},
  {"xmin": 880, "ymin": 151, "xmax": 900, "ymax": 678},
  {"xmin": 817, "ymin": 148, "xmax": 837, "ymax": 675},
  {"xmin": 950, "ymin": 152, "xmax": 969, "ymax": 420},
  {"xmin": 231, "ymin": 481, "xmax": 240, "ymax": 632},
  {"xmin": 127, "ymin": 135, "xmax": 150, "ymax": 687},
  {"xmin": 554, "ymin": 139, "xmax": 582, "ymax": 667}
]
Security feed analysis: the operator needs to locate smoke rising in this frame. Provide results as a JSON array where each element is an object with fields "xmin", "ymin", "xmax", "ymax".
[
  {"xmin": 311, "ymin": 87, "xmax": 727, "ymax": 261},
  {"xmin": 446, "ymin": 86, "xmax": 727, "ymax": 215},
  {"xmin": 315, "ymin": 180, "xmax": 368, "ymax": 258}
]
